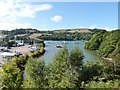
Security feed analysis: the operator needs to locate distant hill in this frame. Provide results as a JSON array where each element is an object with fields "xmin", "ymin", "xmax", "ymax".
[
  {"xmin": 37, "ymin": 28, "xmax": 105, "ymax": 41},
  {"xmin": 29, "ymin": 33, "xmax": 42, "ymax": 39},
  {"xmin": 2, "ymin": 28, "xmax": 38, "ymax": 35},
  {"xmin": 53, "ymin": 28, "xmax": 105, "ymax": 33},
  {"xmin": 53, "ymin": 28, "xmax": 92, "ymax": 33},
  {"xmin": 1, "ymin": 28, "xmax": 106, "ymax": 41},
  {"xmin": 1, "ymin": 28, "xmax": 105, "ymax": 35}
]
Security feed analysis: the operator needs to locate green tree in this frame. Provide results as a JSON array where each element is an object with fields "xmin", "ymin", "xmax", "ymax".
[
  {"xmin": 1, "ymin": 63, "xmax": 22, "ymax": 89},
  {"xmin": 47, "ymin": 46, "xmax": 69, "ymax": 88},
  {"xmin": 22, "ymin": 58, "xmax": 46, "ymax": 88},
  {"xmin": 69, "ymin": 47, "xmax": 84, "ymax": 69},
  {"xmin": 47, "ymin": 46, "xmax": 85, "ymax": 88},
  {"xmin": 69, "ymin": 47, "xmax": 84, "ymax": 87},
  {"xmin": 85, "ymin": 30, "xmax": 120, "ymax": 59},
  {"xmin": 84, "ymin": 30, "xmax": 106, "ymax": 50}
]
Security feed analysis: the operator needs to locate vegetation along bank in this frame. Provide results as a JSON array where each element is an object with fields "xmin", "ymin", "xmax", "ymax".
[{"xmin": 85, "ymin": 30, "xmax": 120, "ymax": 61}]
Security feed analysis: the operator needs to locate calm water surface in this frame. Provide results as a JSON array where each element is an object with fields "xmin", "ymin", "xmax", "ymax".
[{"xmin": 41, "ymin": 41, "xmax": 103, "ymax": 65}]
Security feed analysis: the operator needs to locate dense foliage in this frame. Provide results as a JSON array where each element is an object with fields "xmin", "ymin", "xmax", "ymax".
[
  {"xmin": 99, "ymin": 30, "xmax": 120, "ymax": 58},
  {"xmin": 84, "ymin": 30, "xmax": 106, "ymax": 50},
  {"xmin": 37, "ymin": 28, "xmax": 104, "ymax": 41},
  {"xmin": 81, "ymin": 59, "xmax": 120, "ymax": 88},
  {"xmin": 0, "ymin": 45, "xmax": 120, "ymax": 89},
  {"xmin": 2, "ymin": 28, "xmax": 38, "ymax": 35},
  {"xmin": 85, "ymin": 30, "xmax": 120, "ymax": 59},
  {"xmin": 1, "ymin": 63, "xmax": 23, "ymax": 89},
  {"xmin": 47, "ymin": 46, "xmax": 81, "ymax": 88},
  {"xmin": 38, "ymin": 32, "xmax": 93, "ymax": 41},
  {"xmin": 22, "ymin": 58, "xmax": 46, "ymax": 88}
]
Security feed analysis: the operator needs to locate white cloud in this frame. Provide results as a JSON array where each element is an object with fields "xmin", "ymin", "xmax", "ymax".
[
  {"xmin": 51, "ymin": 15, "xmax": 62, "ymax": 22},
  {"xmin": 0, "ymin": 22, "xmax": 32, "ymax": 30},
  {"xmin": 0, "ymin": 0, "xmax": 53, "ymax": 21},
  {"xmin": 0, "ymin": 0, "xmax": 53, "ymax": 30},
  {"xmin": 33, "ymin": 4, "xmax": 53, "ymax": 11}
]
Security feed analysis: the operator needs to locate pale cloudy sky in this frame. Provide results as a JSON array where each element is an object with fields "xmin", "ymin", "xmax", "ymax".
[{"xmin": 0, "ymin": 0, "xmax": 118, "ymax": 31}]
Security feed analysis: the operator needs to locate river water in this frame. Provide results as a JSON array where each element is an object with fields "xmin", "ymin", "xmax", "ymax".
[{"xmin": 41, "ymin": 41, "xmax": 103, "ymax": 65}]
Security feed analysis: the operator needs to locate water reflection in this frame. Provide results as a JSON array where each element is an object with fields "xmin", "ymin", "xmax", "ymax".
[{"xmin": 41, "ymin": 41, "xmax": 103, "ymax": 65}]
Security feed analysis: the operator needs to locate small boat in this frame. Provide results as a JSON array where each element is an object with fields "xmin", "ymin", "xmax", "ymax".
[{"xmin": 56, "ymin": 45, "xmax": 62, "ymax": 48}]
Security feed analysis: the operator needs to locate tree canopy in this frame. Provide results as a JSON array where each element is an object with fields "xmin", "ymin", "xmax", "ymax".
[{"xmin": 85, "ymin": 30, "xmax": 120, "ymax": 59}]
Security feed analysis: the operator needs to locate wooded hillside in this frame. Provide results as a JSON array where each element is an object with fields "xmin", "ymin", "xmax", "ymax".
[{"xmin": 85, "ymin": 30, "xmax": 120, "ymax": 59}]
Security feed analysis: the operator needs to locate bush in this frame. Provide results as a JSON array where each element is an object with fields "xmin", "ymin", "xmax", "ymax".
[{"xmin": 1, "ymin": 63, "xmax": 23, "ymax": 89}]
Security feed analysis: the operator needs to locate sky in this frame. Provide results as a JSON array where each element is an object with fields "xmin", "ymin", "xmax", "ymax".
[{"xmin": 0, "ymin": 0, "xmax": 118, "ymax": 31}]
